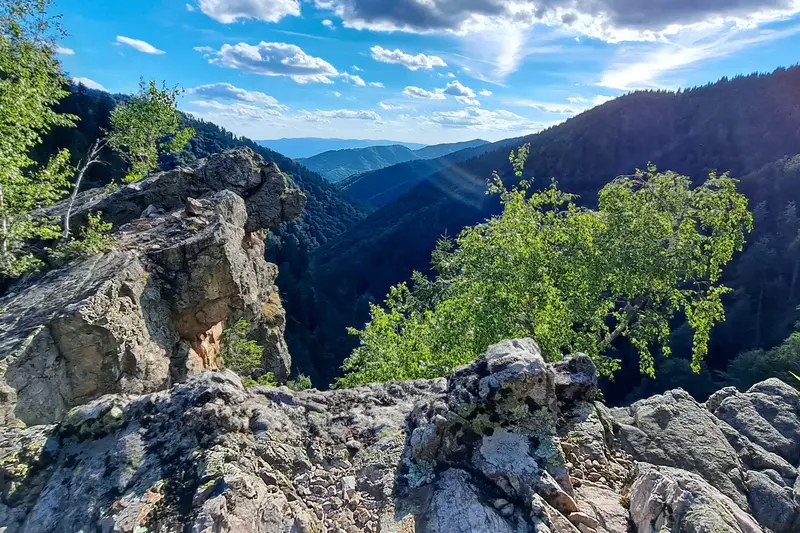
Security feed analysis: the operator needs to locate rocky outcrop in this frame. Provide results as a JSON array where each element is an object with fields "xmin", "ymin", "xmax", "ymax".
[
  {"xmin": 614, "ymin": 379, "xmax": 800, "ymax": 533},
  {"xmin": 0, "ymin": 149, "xmax": 305, "ymax": 427},
  {"xmin": 40, "ymin": 147, "xmax": 306, "ymax": 234},
  {"xmin": 0, "ymin": 335, "xmax": 797, "ymax": 532}
]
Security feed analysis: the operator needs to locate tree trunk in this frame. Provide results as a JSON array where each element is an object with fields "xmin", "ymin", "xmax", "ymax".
[{"xmin": 63, "ymin": 138, "xmax": 105, "ymax": 240}]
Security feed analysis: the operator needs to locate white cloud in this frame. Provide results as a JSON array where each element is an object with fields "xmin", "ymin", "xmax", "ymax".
[
  {"xmin": 341, "ymin": 72, "xmax": 366, "ymax": 87},
  {"xmin": 370, "ymin": 46, "xmax": 447, "ymax": 71},
  {"xmin": 313, "ymin": 0, "xmax": 800, "ymax": 81},
  {"xmin": 479, "ymin": 89, "xmax": 493, "ymax": 97},
  {"xmin": 598, "ymin": 24, "xmax": 800, "ymax": 90},
  {"xmin": 503, "ymin": 95, "xmax": 616, "ymax": 115},
  {"xmin": 56, "ymin": 46, "xmax": 74, "ymax": 55},
  {"xmin": 72, "ymin": 77, "xmax": 108, "ymax": 92},
  {"xmin": 198, "ymin": 0, "xmax": 300, "ymax": 23},
  {"xmin": 322, "ymin": 19, "xmax": 333, "ymax": 26},
  {"xmin": 352, "ymin": 65, "xmax": 363, "ymax": 71},
  {"xmin": 203, "ymin": 42, "xmax": 339, "ymax": 84},
  {"xmin": 369, "ymin": 81, "xmax": 385, "ymax": 88},
  {"xmin": 193, "ymin": 46, "xmax": 214, "ymax": 53},
  {"xmin": 333, "ymin": 91, "xmax": 342, "ymax": 97},
  {"xmin": 379, "ymin": 101, "xmax": 404, "ymax": 110},
  {"xmin": 187, "ymin": 83, "xmax": 285, "ymax": 110},
  {"xmin": 188, "ymin": 100, "xmax": 283, "ymax": 119},
  {"xmin": 455, "ymin": 96, "xmax": 480, "ymax": 105},
  {"xmin": 115, "ymin": 36, "xmax": 165, "ymax": 55},
  {"xmin": 425, "ymin": 106, "xmax": 538, "ymax": 131},
  {"xmin": 301, "ymin": 109, "xmax": 381, "ymax": 122},
  {"xmin": 186, "ymin": 3, "xmax": 195, "ymax": 11},
  {"xmin": 442, "ymin": 80, "xmax": 476, "ymax": 98},
  {"xmin": 402, "ymin": 86, "xmax": 446, "ymax": 100}
]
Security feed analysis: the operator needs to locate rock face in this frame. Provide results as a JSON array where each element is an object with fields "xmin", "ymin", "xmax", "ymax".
[
  {"xmin": 615, "ymin": 379, "xmax": 800, "ymax": 533},
  {"xmin": 0, "ymin": 149, "xmax": 305, "ymax": 427},
  {"xmin": 40, "ymin": 147, "xmax": 306, "ymax": 234},
  {"xmin": 2, "ymin": 336, "xmax": 795, "ymax": 533}
]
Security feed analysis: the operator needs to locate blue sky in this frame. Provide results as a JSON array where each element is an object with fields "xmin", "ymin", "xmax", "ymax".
[{"xmin": 56, "ymin": 0, "xmax": 800, "ymax": 145}]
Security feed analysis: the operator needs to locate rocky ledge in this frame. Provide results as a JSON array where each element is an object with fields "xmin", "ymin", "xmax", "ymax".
[
  {"xmin": 0, "ymin": 149, "xmax": 305, "ymax": 427},
  {"xmin": 1, "ymin": 338, "xmax": 797, "ymax": 533}
]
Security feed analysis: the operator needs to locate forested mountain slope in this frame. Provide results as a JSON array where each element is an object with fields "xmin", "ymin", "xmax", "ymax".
[
  {"xmin": 413, "ymin": 138, "xmax": 488, "ymax": 159},
  {"xmin": 339, "ymin": 136, "xmax": 521, "ymax": 210},
  {"xmin": 298, "ymin": 66, "xmax": 800, "ymax": 393},
  {"xmin": 296, "ymin": 144, "xmax": 419, "ymax": 182},
  {"xmin": 298, "ymin": 139, "xmax": 492, "ymax": 183},
  {"xmin": 256, "ymin": 137, "xmax": 425, "ymax": 158}
]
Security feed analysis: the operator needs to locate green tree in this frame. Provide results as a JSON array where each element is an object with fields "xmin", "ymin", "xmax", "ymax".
[
  {"xmin": 61, "ymin": 79, "xmax": 194, "ymax": 238},
  {"xmin": 221, "ymin": 319, "xmax": 275, "ymax": 387},
  {"xmin": 0, "ymin": 0, "xmax": 76, "ymax": 276},
  {"xmin": 108, "ymin": 79, "xmax": 194, "ymax": 182},
  {"xmin": 339, "ymin": 146, "xmax": 753, "ymax": 386}
]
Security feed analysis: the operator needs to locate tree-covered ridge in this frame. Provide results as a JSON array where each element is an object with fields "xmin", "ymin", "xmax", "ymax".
[
  {"xmin": 339, "ymin": 137, "xmax": 521, "ymax": 210},
  {"xmin": 297, "ymin": 144, "xmax": 420, "ymax": 182}
]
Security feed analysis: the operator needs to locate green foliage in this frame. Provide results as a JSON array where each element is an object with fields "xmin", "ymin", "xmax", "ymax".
[
  {"xmin": 340, "ymin": 147, "xmax": 752, "ymax": 386},
  {"xmin": 0, "ymin": 0, "xmax": 76, "ymax": 276},
  {"xmin": 287, "ymin": 374, "xmax": 313, "ymax": 391},
  {"xmin": 46, "ymin": 212, "xmax": 113, "ymax": 266},
  {"xmin": 108, "ymin": 79, "xmax": 194, "ymax": 182},
  {"xmin": 720, "ymin": 332, "xmax": 800, "ymax": 390},
  {"xmin": 221, "ymin": 319, "xmax": 270, "ymax": 385}
]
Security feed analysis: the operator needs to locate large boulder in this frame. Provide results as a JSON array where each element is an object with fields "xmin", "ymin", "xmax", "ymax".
[
  {"xmin": 613, "ymin": 388, "xmax": 748, "ymax": 509},
  {"xmin": 629, "ymin": 464, "xmax": 764, "ymax": 533},
  {"xmin": 1, "ymin": 149, "xmax": 305, "ymax": 427},
  {"xmin": 40, "ymin": 147, "xmax": 306, "ymax": 234}
]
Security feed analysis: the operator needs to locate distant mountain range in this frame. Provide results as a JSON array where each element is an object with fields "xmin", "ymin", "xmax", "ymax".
[
  {"xmin": 297, "ymin": 139, "xmax": 489, "ymax": 182},
  {"xmin": 255, "ymin": 138, "xmax": 426, "ymax": 159}
]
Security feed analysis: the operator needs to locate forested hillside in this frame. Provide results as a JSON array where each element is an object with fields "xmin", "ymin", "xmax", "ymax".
[
  {"xmin": 340, "ymin": 136, "xmax": 521, "ymax": 210},
  {"xmin": 413, "ymin": 139, "xmax": 488, "ymax": 159},
  {"xmin": 256, "ymin": 137, "xmax": 425, "ymax": 158},
  {"xmin": 299, "ymin": 139, "xmax": 491, "ymax": 183},
  {"xmin": 297, "ymin": 144, "xmax": 419, "ymax": 182},
  {"xmin": 295, "ymin": 67, "xmax": 800, "ymax": 396}
]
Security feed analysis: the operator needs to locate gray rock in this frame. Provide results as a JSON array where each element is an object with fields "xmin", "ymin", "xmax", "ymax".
[
  {"xmin": 40, "ymin": 147, "xmax": 306, "ymax": 234},
  {"xmin": 629, "ymin": 464, "xmax": 764, "ymax": 533},
  {"xmin": 615, "ymin": 388, "xmax": 748, "ymax": 509},
  {"xmin": 1, "ymin": 187, "xmax": 297, "ymax": 426},
  {"xmin": 744, "ymin": 470, "xmax": 800, "ymax": 533},
  {"xmin": 710, "ymin": 379, "xmax": 800, "ymax": 465}
]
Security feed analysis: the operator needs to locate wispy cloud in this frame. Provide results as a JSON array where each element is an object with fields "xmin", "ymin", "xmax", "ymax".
[
  {"xmin": 115, "ymin": 35, "xmax": 165, "ymax": 55},
  {"xmin": 598, "ymin": 23, "xmax": 800, "ymax": 90},
  {"xmin": 56, "ymin": 46, "xmax": 75, "ymax": 55},
  {"xmin": 72, "ymin": 77, "xmax": 108, "ymax": 92}
]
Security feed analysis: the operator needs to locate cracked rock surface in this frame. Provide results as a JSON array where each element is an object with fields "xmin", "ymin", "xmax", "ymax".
[
  {"xmin": 0, "ymin": 149, "xmax": 304, "ymax": 427},
  {"xmin": 2, "ymin": 337, "xmax": 795, "ymax": 532}
]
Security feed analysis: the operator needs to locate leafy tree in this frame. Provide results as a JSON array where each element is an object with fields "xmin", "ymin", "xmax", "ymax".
[
  {"xmin": 0, "ymin": 0, "xmax": 75, "ymax": 276},
  {"xmin": 221, "ymin": 319, "xmax": 276, "ymax": 387},
  {"xmin": 47, "ymin": 211, "xmax": 113, "ymax": 266},
  {"xmin": 109, "ymin": 79, "xmax": 194, "ymax": 183},
  {"xmin": 61, "ymin": 79, "xmax": 194, "ymax": 238},
  {"xmin": 721, "ymin": 332, "xmax": 800, "ymax": 391},
  {"xmin": 339, "ymin": 146, "xmax": 752, "ymax": 386}
]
